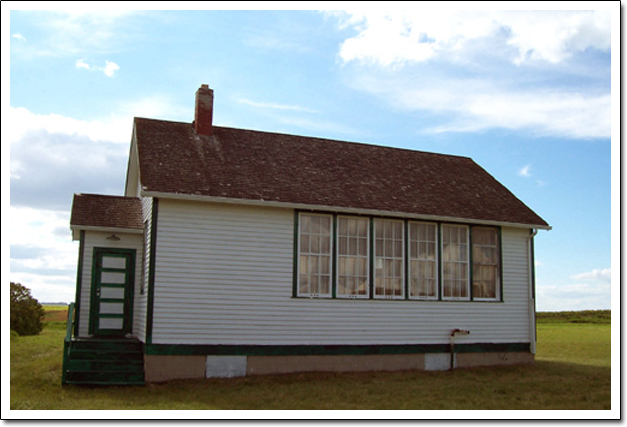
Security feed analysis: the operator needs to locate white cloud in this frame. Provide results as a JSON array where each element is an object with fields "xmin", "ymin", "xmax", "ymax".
[
  {"xmin": 238, "ymin": 98, "xmax": 319, "ymax": 113},
  {"xmin": 537, "ymin": 267, "xmax": 611, "ymax": 311},
  {"xmin": 519, "ymin": 164, "xmax": 532, "ymax": 178},
  {"xmin": 9, "ymin": 206, "xmax": 79, "ymax": 303},
  {"xmin": 118, "ymin": 95, "xmax": 188, "ymax": 121},
  {"xmin": 329, "ymin": 9, "xmax": 611, "ymax": 140},
  {"xmin": 332, "ymin": 10, "xmax": 610, "ymax": 67},
  {"xmin": 571, "ymin": 268, "xmax": 611, "ymax": 283},
  {"xmin": 537, "ymin": 281, "xmax": 611, "ymax": 311},
  {"xmin": 347, "ymin": 74, "xmax": 611, "ymax": 139},
  {"xmin": 75, "ymin": 59, "xmax": 120, "ymax": 77},
  {"xmin": 12, "ymin": 33, "xmax": 26, "ymax": 41},
  {"xmin": 75, "ymin": 58, "xmax": 91, "ymax": 70},
  {"xmin": 504, "ymin": 10, "xmax": 611, "ymax": 65},
  {"xmin": 275, "ymin": 116, "xmax": 360, "ymax": 137},
  {"xmin": 13, "ymin": 10, "xmax": 139, "ymax": 58},
  {"xmin": 8, "ymin": 106, "xmax": 131, "ymax": 144},
  {"xmin": 103, "ymin": 60, "xmax": 120, "ymax": 77}
]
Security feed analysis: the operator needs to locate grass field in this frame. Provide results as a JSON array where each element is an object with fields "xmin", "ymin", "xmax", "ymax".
[{"xmin": 9, "ymin": 308, "xmax": 611, "ymax": 412}]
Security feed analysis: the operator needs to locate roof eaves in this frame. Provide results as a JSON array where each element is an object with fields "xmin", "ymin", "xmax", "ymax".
[{"xmin": 142, "ymin": 190, "xmax": 552, "ymax": 230}]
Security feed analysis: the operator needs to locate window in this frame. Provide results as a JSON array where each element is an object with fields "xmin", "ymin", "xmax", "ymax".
[
  {"xmin": 337, "ymin": 216, "xmax": 370, "ymax": 298},
  {"xmin": 472, "ymin": 227, "xmax": 500, "ymax": 300},
  {"xmin": 441, "ymin": 224, "xmax": 469, "ymax": 300},
  {"xmin": 374, "ymin": 218, "xmax": 404, "ymax": 299},
  {"xmin": 295, "ymin": 212, "xmax": 502, "ymax": 303},
  {"xmin": 298, "ymin": 213, "xmax": 332, "ymax": 297},
  {"xmin": 408, "ymin": 222, "xmax": 438, "ymax": 299}
]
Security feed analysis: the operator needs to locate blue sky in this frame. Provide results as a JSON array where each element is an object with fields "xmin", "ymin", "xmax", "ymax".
[{"xmin": 4, "ymin": 5, "xmax": 617, "ymax": 311}]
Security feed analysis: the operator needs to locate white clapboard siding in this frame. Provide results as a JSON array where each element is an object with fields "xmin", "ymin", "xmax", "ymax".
[
  {"xmin": 150, "ymin": 199, "xmax": 533, "ymax": 346},
  {"xmin": 131, "ymin": 197, "xmax": 152, "ymax": 342},
  {"xmin": 77, "ymin": 231, "xmax": 144, "ymax": 338}
]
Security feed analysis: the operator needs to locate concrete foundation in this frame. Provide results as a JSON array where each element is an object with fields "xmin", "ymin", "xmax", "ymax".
[
  {"xmin": 143, "ymin": 351, "xmax": 535, "ymax": 382},
  {"xmin": 206, "ymin": 356, "xmax": 247, "ymax": 378},
  {"xmin": 144, "ymin": 355, "xmax": 206, "ymax": 383},
  {"xmin": 247, "ymin": 354, "xmax": 426, "ymax": 375},
  {"xmin": 424, "ymin": 353, "xmax": 451, "ymax": 371}
]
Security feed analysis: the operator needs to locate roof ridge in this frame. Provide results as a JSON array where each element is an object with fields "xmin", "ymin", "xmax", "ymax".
[{"xmin": 133, "ymin": 116, "xmax": 472, "ymax": 160}]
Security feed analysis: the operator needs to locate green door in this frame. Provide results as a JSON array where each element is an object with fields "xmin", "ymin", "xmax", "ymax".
[{"xmin": 90, "ymin": 248, "xmax": 135, "ymax": 337}]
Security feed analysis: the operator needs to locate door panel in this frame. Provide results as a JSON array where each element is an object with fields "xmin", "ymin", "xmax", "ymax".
[{"xmin": 90, "ymin": 248, "xmax": 135, "ymax": 337}]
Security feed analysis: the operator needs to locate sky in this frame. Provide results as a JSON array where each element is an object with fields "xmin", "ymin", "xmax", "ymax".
[{"xmin": 4, "ymin": 4, "xmax": 618, "ymax": 312}]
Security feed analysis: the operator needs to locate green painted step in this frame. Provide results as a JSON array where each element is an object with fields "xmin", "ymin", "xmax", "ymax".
[
  {"xmin": 70, "ymin": 340, "xmax": 143, "ymax": 351},
  {"xmin": 64, "ymin": 359, "xmax": 144, "ymax": 372},
  {"xmin": 64, "ymin": 370, "xmax": 145, "ymax": 385},
  {"xmin": 63, "ymin": 338, "xmax": 145, "ymax": 386},
  {"xmin": 67, "ymin": 349, "xmax": 144, "ymax": 361}
]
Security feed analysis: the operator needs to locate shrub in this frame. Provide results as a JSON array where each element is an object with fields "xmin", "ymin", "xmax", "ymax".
[{"xmin": 10, "ymin": 282, "xmax": 45, "ymax": 336}]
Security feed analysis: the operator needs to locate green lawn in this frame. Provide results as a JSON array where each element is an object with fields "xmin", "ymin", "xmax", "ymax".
[{"xmin": 9, "ymin": 311, "xmax": 611, "ymax": 411}]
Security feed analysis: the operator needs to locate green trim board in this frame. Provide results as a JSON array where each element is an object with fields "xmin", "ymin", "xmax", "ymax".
[
  {"xmin": 145, "ymin": 342, "xmax": 531, "ymax": 356},
  {"xmin": 469, "ymin": 225, "xmax": 474, "ymax": 301},
  {"xmin": 404, "ymin": 220, "xmax": 409, "ymax": 300},
  {"xmin": 73, "ymin": 230, "xmax": 85, "ymax": 338},
  {"xmin": 435, "ymin": 222, "xmax": 444, "ymax": 301},
  {"xmin": 499, "ymin": 226, "xmax": 504, "ymax": 302},
  {"xmin": 140, "ymin": 221, "xmax": 149, "ymax": 295},
  {"xmin": 331, "ymin": 213, "xmax": 337, "ymax": 299},
  {"xmin": 145, "ymin": 198, "xmax": 159, "ymax": 345},
  {"xmin": 369, "ymin": 217, "xmax": 374, "ymax": 299},
  {"xmin": 530, "ymin": 230, "xmax": 537, "ymax": 342},
  {"xmin": 292, "ymin": 210, "xmax": 299, "ymax": 298}
]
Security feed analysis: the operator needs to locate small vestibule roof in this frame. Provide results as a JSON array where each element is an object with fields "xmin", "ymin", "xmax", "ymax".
[{"xmin": 70, "ymin": 194, "xmax": 143, "ymax": 240}]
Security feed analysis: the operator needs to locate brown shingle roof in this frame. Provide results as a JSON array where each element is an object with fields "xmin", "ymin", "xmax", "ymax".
[
  {"xmin": 71, "ymin": 194, "xmax": 143, "ymax": 230},
  {"xmin": 134, "ymin": 117, "xmax": 549, "ymax": 228}
]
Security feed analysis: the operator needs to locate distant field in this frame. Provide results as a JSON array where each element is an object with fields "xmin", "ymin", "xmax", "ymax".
[
  {"xmin": 536, "ymin": 310, "xmax": 610, "ymax": 324},
  {"xmin": 9, "ymin": 308, "xmax": 611, "ymax": 411},
  {"xmin": 41, "ymin": 305, "xmax": 69, "ymax": 322}
]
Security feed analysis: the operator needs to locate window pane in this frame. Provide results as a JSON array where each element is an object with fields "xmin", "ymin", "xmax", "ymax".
[
  {"xmin": 473, "ymin": 227, "xmax": 500, "ymax": 300},
  {"xmin": 99, "ymin": 318, "xmax": 123, "ymax": 329},
  {"xmin": 311, "ymin": 216, "xmax": 320, "ymax": 233},
  {"xmin": 337, "ymin": 216, "xmax": 369, "ymax": 298},
  {"xmin": 349, "ymin": 238, "xmax": 357, "ymax": 256},
  {"xmin": 300, "ymin": 234, "xmax": 309, "ymax": 253},
  {"xmin": 298, "ymin": 214, "xmax": 332, "ymax": 297},
  {"xmin": 409, "ymin": 222, "xmax": 437, "ymax": 299},
  {"xmin": 321, "ymin": 234, "xmax": 330, "ymax": 254},
  {"xmin": 102, "ymin": 256, "xmax": 126, "ymax": 269},
  {"xmin": 338, "ymin": 276, "xmax": 347, "ymax": 294},
  {"xmin": 301, "ymin": 215, "xmax": 310, "ymax": 232},
  {"xmin": 310, "ymin": 235, "xmax": 320, "ymax": 254},
  {"xmin": 320, "ymin": 257, "xmax": 330, "ymax": 275},
  {"xmin": 358, "ymin": 238, "xmax": 368, "ymax": 256},
  {"xmin": 441, "ymin": 224, "xmax": 469, "ymax": 300},
  {"xmin": 320, "ymin": 217, "xmax": 331, "ymax": 234},
  {"xmin": 320, "ymin": 276, "xmax": 330, "ymax": 295},
  {"xmin": 339, "ymin": 236, "xmax": 347, "ymax": 255},
  {"xmin": 100, "ymin": 302, "xmax": 124, "ymax": 315},
  {"xmin": 100, "ymin": 271, "xmax": 126, "ymax": 285},
  {"xmin": 374, "ymin": 219, "xmax": 404, "ymax": 299},
  {"xmin": 299, "ymin": 274, "xmax": 309, "ymax": 294},
  {"xmin": 100, "ymin": 287, "xmax": 125, "ymax": 299}
]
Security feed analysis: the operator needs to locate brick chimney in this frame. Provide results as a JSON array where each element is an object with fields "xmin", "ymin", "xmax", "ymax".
[{"xmin": 194, "ymin": 84, "xmax": 214, "ymax": 136}]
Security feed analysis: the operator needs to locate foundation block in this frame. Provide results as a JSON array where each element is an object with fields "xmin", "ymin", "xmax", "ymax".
[{"xmin": 144, "ymin": 355, "xmax": 206, "ymax": 383}]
